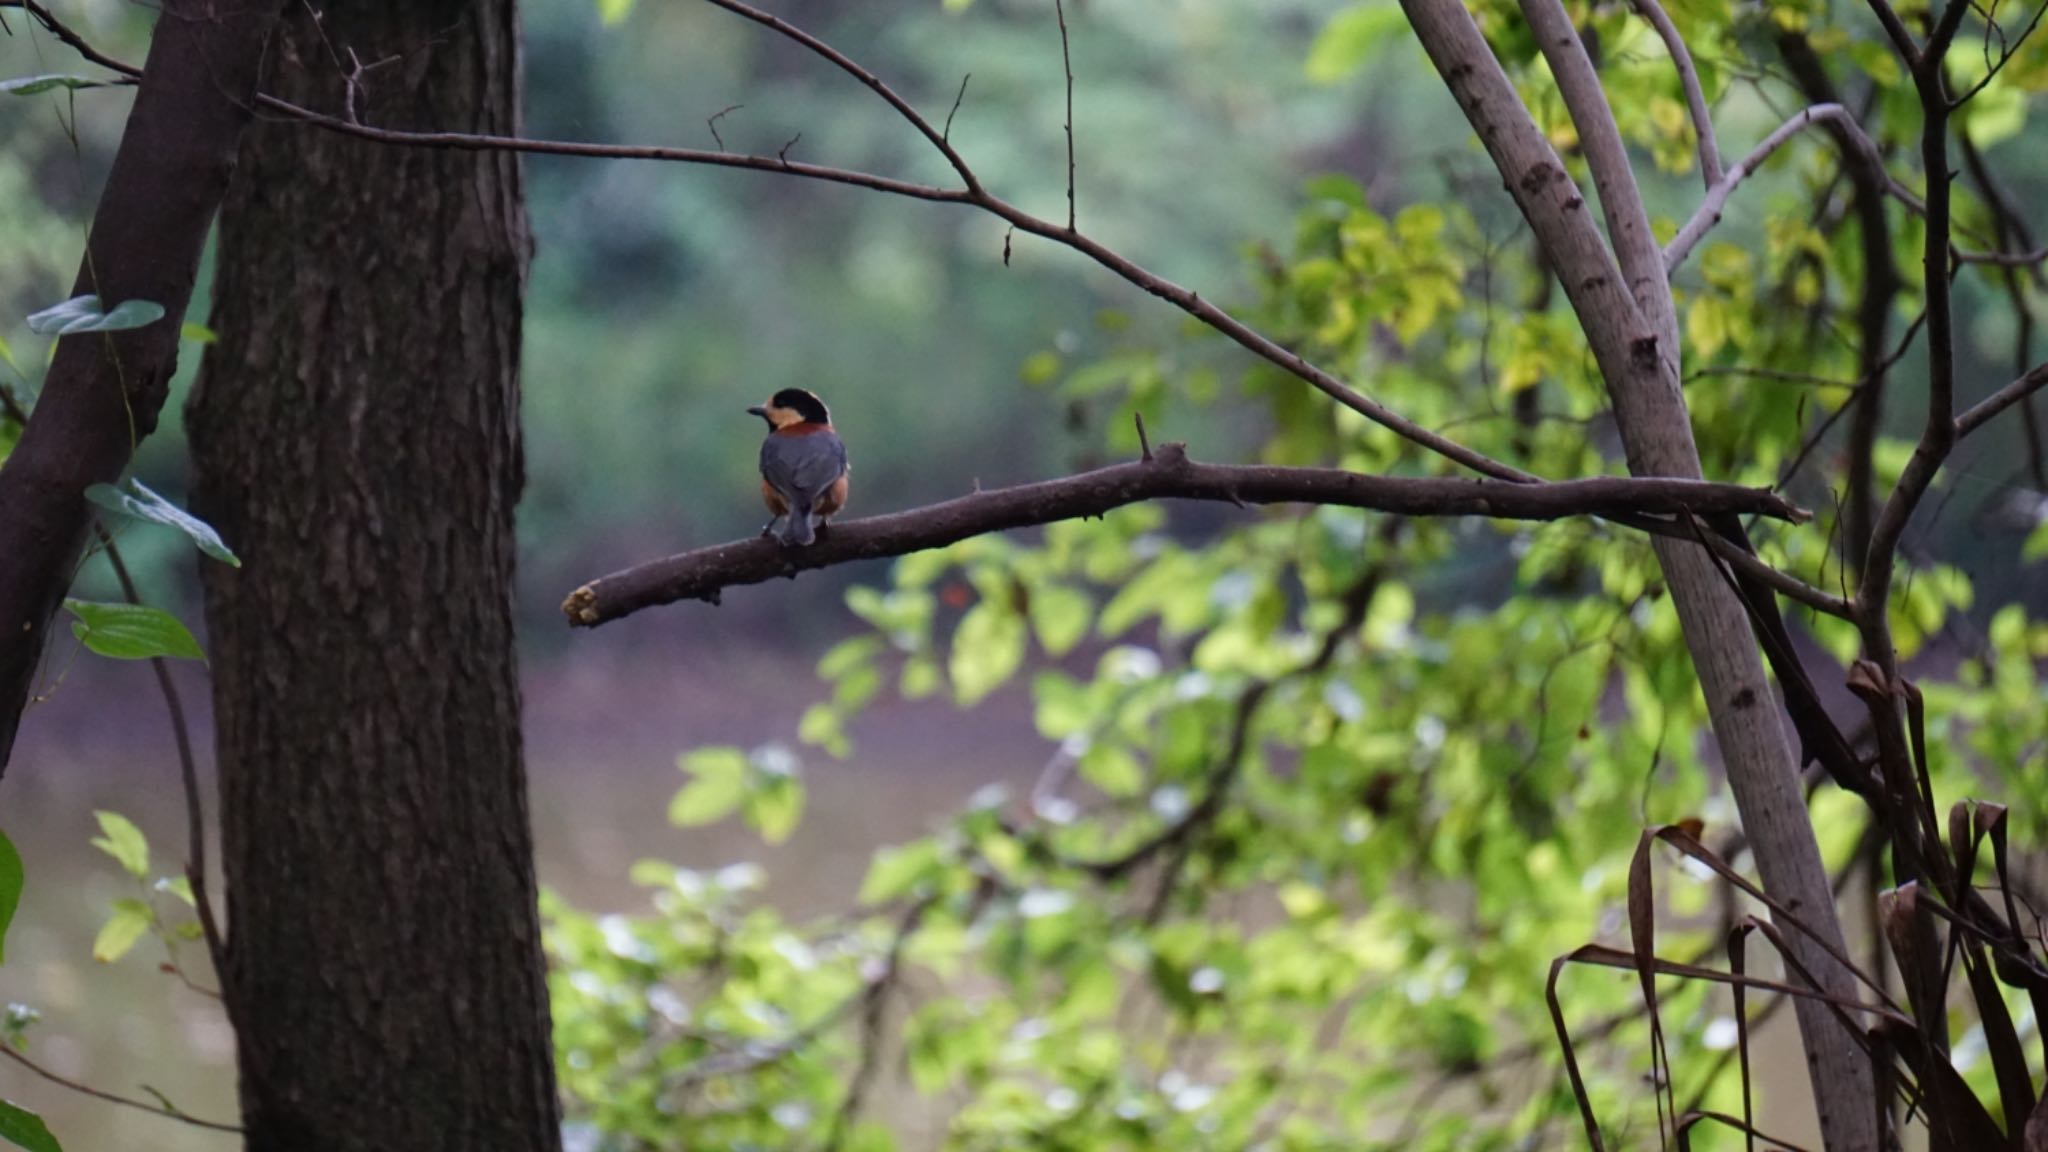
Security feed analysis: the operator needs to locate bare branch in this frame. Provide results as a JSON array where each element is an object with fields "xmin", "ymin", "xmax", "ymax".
[
  {"xmin": 1956, "ymin": 361, "xmax": 2048, "ymax": 438},
  {"xmin": 0, "ymin": 0, "xmax": 1539, "ymax": 482},
  {"xmin": 1857, "ymin": 29, "xmax": 1965, "ymax": 668},
  {"xmin": 942, "ymin": 73, "xmax": 970, "ymax": 143},
  {"xmin": 1665, "ymin": 104, "xmax": 1863, "ymax": 274},
  {"xmin": 1626, "ymin": 0, "xmax": 1723, "ymax": 187},
  {"xmin": 562, "ymin": 445, "xmax": 1806, "ymax": 626},
  {"xmin": 696, "ymin": 0, "xmax": 983, "ymax": 194}
]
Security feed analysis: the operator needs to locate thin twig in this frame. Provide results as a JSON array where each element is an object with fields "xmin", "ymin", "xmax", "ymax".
[
  {"xmin": 1134, "ymin": 411, "xmax": 1152, "ymax": 462},
  {"xmin": 942, "ymin": 73, "xmax": 970, "ymax": 143},
  {"xmin": 93, "ymin": 530, "xmax": 229, "ymax": 983},
  {"xmin": 706, "ymin": 103, "xmax": 742, "ymax": 152},
  {"xmin": 1054, "ymin": 0, "xmax": 1075, "ymax": 232},
  {"xmin": 0, "ymin": 1041, "xmax": 241, "ymax": 1133}
]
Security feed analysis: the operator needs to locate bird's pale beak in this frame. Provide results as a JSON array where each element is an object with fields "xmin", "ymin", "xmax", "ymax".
[{"xmin": 746, "ymin": 405, "xmax": 768, "ymax": 417}]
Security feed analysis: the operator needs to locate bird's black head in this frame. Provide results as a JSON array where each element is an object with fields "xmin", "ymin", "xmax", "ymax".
[{"xmin": 747, "ymin": 387, "xmax": 831, "ymax": 429}]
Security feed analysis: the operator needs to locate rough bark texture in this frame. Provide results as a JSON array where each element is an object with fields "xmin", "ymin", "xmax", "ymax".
[
  {"xmin": 1398, "ymin": 1, "xmax": 1880, "ymax": 1147},
  {"xmin": 0, "ymin": 0, "xmax": 281, "ymax": 772},
  {"xmin": 185, "ymin": 3, "xmax": 560, "ymax": 1150}
]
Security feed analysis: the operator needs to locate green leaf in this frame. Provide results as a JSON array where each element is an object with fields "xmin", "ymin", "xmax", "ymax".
[
  {"xmin": 668, "ymin": 748, "xmax": 749, "ymax": 826},
  {"xmin": 596, "ymin": 0, "xmax": 635, "ymax": 24},
  {"xmin": 91, "ymin": 899, "xmax": 152, "ymax": 964},
  {"xmin": 1027, "ymin": 583, "xmax": 1092, "ymax": 657},
  {"xmin": 1078, "ymin": 744, "xmax": 1145, "ymax": 798},
  {"xmin": 0, "ymin": 1100, "xmax": 61, "ymax": 1152},
  {"xmin": 0, "ymin": 73, "xmax": 111, "ymax": 97},
  {"xmin": 179, "ymin": 323, "xmax": 217, "ymax": 345},
  {"xmin": 85, "ymin": 479, "xmax": 240, "ymax": 566},
  {"xmin": 90, "ymin": 811, "xmax": 150, "ymax": 879},
  {"xmin": 0, "ymin": 831, "xmax": 21, "ymax": 965},
  {"xmin": 745, "ymin": 774, "xmax": 805, "ymax": 845},
  {"xmin": 25, "ymin": 295, "xmax": 165, "ymax": 337},
  {"xmin": 950, "ymin": 602, "xmax": 1026, "ymax": 705},
  {"xmin": 2023, "ymin": 519, "xmax": 2048, "ymax": 563},
  {"xmin": 63, "ymin": 600, "xmax": 205, "ymax": 662},
  {"xmin": 1306, "ymin": 5, "xmax": 1407, "ymax": 84},
  {"xmin": 860, "ymin": 840, "xmax": 944, "ymax": 904}
]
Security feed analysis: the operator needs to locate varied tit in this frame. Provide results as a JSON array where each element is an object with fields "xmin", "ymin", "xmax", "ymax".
[{"xmin": 747, "ymin": 387, "xmax": 850, "ymax": 547}]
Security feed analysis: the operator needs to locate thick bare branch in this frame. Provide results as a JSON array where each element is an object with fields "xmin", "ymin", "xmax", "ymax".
[
  {"xmin": 562, "ymin": 444, "xmax": 1805, "ymax": 626},
  {"xmin": 1626, "ymin": 0, "xmax": 1723, "ymax": 187}
]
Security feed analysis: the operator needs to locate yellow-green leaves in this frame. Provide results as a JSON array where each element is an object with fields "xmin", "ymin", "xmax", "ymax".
[
  {"xmin": 91, "ymin": 899, "xmax": 152, "ymax": 964},
  {"xmin": 950, "ymin": 601, "xmax": 1026, "ymax": 705},
  {"xmin": 90, "ymin": 811, "xmax": 149, "ymax": 879},
  {"xmin": 669, "ymin": 746, "xmax": 807, "ymax": 845},
  {"xmin": 1305, "ymin": 4, "xmax": 1407, "ymax": 84}
]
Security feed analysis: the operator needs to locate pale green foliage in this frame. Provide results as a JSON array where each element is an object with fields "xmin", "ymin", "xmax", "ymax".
[{"xmin": 536, "ymin": 0, "xmax": 2048, "ymax": 1145}]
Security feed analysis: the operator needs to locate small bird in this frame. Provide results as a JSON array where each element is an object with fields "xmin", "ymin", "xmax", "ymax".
[{"xmin": 748, "ymin": 387, "xmax": 849, "ymax": 547}]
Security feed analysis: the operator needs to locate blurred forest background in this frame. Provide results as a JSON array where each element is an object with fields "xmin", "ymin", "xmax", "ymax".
[{"xmin": 1, "ymin": 0, "xmax": 2044, "ymax": 1147}]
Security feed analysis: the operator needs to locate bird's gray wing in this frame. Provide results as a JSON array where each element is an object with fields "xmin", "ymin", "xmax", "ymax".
[{"xmin": 760, "ymin": 431, "xmax": 848, "ymax": 506}]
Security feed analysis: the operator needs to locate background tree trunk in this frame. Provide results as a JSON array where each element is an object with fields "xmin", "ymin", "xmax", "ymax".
[
  {"xmin": 186, "ymin": 2, "xmax": 560, "ymax": 1149},
  {"xmin": 0, "ymin": 0, "xmax": 279, "ymax": 772}
]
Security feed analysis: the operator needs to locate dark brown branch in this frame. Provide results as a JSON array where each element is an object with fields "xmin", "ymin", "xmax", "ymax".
[
  {"xmin": 563, "ymin": 444, "xmax": 1808, "ymax": 627},
  {"xmin": 0, "ymin": 0, "xmax": 1536, "ymax": 485},
  {"xmin": 1857, "ymin": 19, "xmax": 1964, "ymax": 668}
]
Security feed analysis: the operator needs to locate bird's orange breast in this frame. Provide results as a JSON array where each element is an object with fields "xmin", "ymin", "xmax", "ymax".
[{"xmin": 816, "ymin": 472, "xmax": 849, "ymax": 516}]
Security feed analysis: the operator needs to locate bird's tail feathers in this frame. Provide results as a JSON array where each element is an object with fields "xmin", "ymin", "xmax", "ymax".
[{"xmin": 779, "ymin": 499, "xmax": 816, "ymax": 546}]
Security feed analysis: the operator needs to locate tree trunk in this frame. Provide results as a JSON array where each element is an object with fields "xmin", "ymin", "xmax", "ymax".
[
  {"xmin": 0, "ymin": 0, "xmax": 280, "ymax": 772},
  {"xmin": 1398, "ymin": 1, "xmax": 1880, "ymax": 1147},
  {"xmin": 185, "ymin": 2, "xmax": 560, "ymax": 1149}
]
